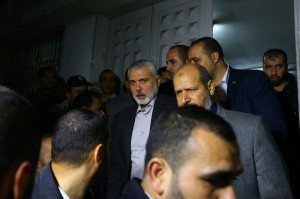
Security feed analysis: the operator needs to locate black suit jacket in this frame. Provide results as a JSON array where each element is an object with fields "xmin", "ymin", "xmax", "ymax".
[
  {"xmin": 227, "ymin": 67, "xmax": 287, "ymax": 140},
  {"xmin": 118, "ymin": 178, "xmax": 149, "ymax": 199},
  {"xmin": 107, "ymin": 94, "xmax": 177, "ymax": 199}
]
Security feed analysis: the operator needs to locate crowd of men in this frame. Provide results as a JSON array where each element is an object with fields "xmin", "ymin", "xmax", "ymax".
[{"xmin": 0, "ymin": 36, "xmax": 298, "ymax": 199}]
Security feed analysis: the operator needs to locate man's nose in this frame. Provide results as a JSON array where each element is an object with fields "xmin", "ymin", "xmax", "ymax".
[
  {"xmin": 271, "ymin": 66, "xmax": 277, "ymax": 75},
  {"xmin": 166, "ymin": 63, "xmax": 173, "ymax": 71},
  {"xmin": 182, "ymin": 92, "xmax": 191, "ymax": 105},
  {"xmin": 135, "ymin": 82, "xmax": 142, "ymax": 92}
]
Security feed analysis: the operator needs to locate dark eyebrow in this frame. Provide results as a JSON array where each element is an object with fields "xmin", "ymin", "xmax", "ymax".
[{"xmin": 200, "ymin": 169, "xmax": 243, "ymax": 185}]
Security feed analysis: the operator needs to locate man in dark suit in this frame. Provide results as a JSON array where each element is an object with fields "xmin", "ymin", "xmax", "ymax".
[
  {"xmin": 263, "ymin": 48, "xmax": 300, "ymax": 198},
  {"xmin": 107, "ymin": 60, "xmax": 177, "ymax": 199},
  {"xmin": 31, "ymin": 109, "xmax": 110, "ymax": 199},
  {"xmin": 173, "ymin": 64, "xmax": 293, "ymax": 199},
  {"xmin": 159, "ymin": 45, "xmax": 189, "ymax": 96},
  {"xmin": 120, "ymin": 106, "xmax": 243, "ymax": 199},
  {"xmin": 187, "ymin": 37, "xmax": 287, "ymax": 151}
]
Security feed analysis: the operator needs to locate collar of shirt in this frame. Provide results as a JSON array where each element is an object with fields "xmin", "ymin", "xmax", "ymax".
[
  {"xmin": 136, "ymin": 97, "xmax": 156, "ymax": 115},
  {"xmin": 58, "ymin": 186, "xmax": 71, "ymax": 199},
  {"xmin": 218, "ymin": 66, "xmax": 230, "ymax": 94},
  {"xmin": 145, "ymin": 191, "xmax": 153, "ymax": 199}
]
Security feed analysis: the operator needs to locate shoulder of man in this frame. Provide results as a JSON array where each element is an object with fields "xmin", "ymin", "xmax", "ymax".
[{"xmin": 31, "ymin": 163, "xmax": 63, "ymax": 199}]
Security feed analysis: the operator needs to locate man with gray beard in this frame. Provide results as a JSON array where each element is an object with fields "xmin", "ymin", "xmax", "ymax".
[
  {"xmin": 173, "ymin": 64, "xmax": 293, "ymax": 199},
  {"xmin": 107, "ymin": 60, "xmax": 177, "ymax": 199}
]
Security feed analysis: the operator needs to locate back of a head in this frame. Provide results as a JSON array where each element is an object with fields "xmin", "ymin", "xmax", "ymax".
[
  {"xmin": 191, "ymin": 37, "xmax": 224, "ymax": 59},
  {"xmin": 145, "ymin": 105, "xmax": 236, "ymax": 171},
  {"xmin": 52, "ymin": 109, "xmax": 110, "ymax": 167},
  {"xmin": 0, "ymin": 86, "xmax": 41, "ymax": 198},
  {"xmin": 73, "ymin": 90, "xmax": 101, "ymax": 109},
  {"xmin": 157, "ymin": 66, "xmax": 168, "ymax": 77}
]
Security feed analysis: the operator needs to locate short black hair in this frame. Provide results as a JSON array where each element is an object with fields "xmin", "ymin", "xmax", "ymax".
[
  {"xmin": 157, "ymin": 66, "xmax": 168, "ymax": 76},
  {"xmin": 145, "ymin": 105, "xmax": 236, "ymax": 171},
  {"xmin": 52, "ymin": 109, "xmax": 110, "ymax": 167},
  {"xmin": 0, "ymin": 86, "xmax": 41, "ymax": 177},
  {"xmin": 191, "ymin": 37, "xmax": 224, "ymax": 59},
  {"xmin": 263, "ymin": 48, "xmax": 288, "ymax": 66},
  {"xmin": 73, "ymin": 90, "xmax": 101, "ymax": 109},
  {"xmin": 169, "ymin": 45, "xmax": 189, "ymax": 61},
  {"xmin": 38, "ymin": 67, "xmax": 56, "ymax": 80},
  {"xmin": 99, "ymin": 69, "xmax": 116, "ymax": 81}
]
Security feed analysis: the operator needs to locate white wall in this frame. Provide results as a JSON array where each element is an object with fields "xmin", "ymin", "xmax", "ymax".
[
  {"xmin": 59, "ymin": 16, "xmax": 96, "ymax": 81},
  {"xmin": 294, "ymin": 0, "xmax": 300, "ymax": 124},
  {"xmin": 90, "ymin": 15, "xmax": 110, "ymax": 82}
]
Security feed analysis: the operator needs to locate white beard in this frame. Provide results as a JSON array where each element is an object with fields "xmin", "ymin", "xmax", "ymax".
[{"xmin": 133, "ymin": 85, "xmax": 158, "ymax": 106}]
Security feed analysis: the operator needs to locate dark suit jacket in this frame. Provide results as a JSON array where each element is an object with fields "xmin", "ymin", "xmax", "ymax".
[
  {"xmin": 217, "ymin": 106, "xmax": 292, "ymax": 199},
  {"xmin": 118, "ymin": 178, "xmax": 149, "ymax": 199},
  {"xmin": 31, "ymin": 162, "xmax": 103, "ymax": 199},
  {"xmin": 107, "ymin": 94, "xmax": 177, "ymax": 199},
  {"xmin": 227, "ymin": 67, "xmax": 287, "ymax": 140},
  {"xmin": 31, "ymin": 163, "xmax": 63, "ymax": 199}
]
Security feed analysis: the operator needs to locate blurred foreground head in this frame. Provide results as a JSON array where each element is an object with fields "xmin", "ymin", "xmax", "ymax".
[{"xmin": 0, "ymin": 86, "xmax": 41, "ymax": 199}]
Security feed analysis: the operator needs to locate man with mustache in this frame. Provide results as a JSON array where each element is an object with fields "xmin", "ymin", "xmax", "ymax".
[
  {"xmin": 107, "ymin": 60, "xmax": 177, "ymax": 199},
  {"xmin": 159, "ymin": 45, "xmax": 189, "ymax": 96},
  {"xmin": 188, "ymin": 37, "xmax": 287, "ymax": 152},
  {"xmin": 173, "ymin": 63, "xmax": 293, "ymax": 199},
  {"xmin": 119, "ymin": 106, "xmax": 243, "ymax": 199},
  {"xmin": 263, "ymin": 48, "xmax": 300, "ymax": 198}
]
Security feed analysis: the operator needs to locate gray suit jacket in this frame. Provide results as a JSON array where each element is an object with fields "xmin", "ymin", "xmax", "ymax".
[{"xmin": 217, "ymin": 106, "xmax": 293, "ymax": 199}]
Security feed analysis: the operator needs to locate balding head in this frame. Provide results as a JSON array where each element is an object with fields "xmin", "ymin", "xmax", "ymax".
[{"xmin": 173, "ymin": 64, "xmax": 215, "ymax": 108}]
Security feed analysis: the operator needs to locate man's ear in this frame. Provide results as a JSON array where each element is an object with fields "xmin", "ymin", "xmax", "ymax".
[
  {"xmin": 147, "ymin": 157, "xmax": 170, "ymax": 195},
  {"xmin": 207, "ymin": 79, "xmax": 215, "ymax": 95},
  {"xmin": 13, "ymin": 161, "xmax": 32, "ymax": 199},
  {"xmin": 93, "ymin": 144, "xmax": 104, "ymax": 165},
  {"xmin": 211, "ymin": 51, "xmax": 220, "ymax": 63}
]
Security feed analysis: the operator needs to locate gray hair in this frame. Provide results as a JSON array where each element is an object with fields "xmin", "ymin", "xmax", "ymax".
[{"xmin": 128, "ymin": 60, "xmax": 157, "ymax": 77}]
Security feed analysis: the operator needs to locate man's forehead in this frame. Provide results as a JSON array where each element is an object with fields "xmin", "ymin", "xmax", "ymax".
[
  {"xmin": 128, "ymin": 67, "xmax": 152, "ymax": 79},
  {"xmin": 167, "ymin": 48, "xmax": 180, "ymax": 57},
  {"xmin": 264, "ymin": 54, "xmax": 285, "ymax": 62}
]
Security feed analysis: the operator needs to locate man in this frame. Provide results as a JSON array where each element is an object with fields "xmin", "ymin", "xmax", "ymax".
[
  {"xmin": 31, "ymin": 109, "xmax": 110, "ymax": 199},
  {"xmin": 31, "ymin": 67, "xmax": 65, "ymax": 134},
  {"xmin": 172, "ymin": 64, "xmax": 293, "ymax": 199},
  {"xmin": 73, "ymin": 89, "xmax": 103, "ymax": 115},
  {"xmin": 159, "ymin": 45, "xmax": 189, "ymax": 96},
  {"xmin": 95, "ymin": 69, "xmax": 118, "ymax": 104},
  {"xmin": 50, "ymin": 75, "xmax": 90, "ymax": 115},
  {"xmin": 157, "ymin": 66, "xmax": 171, "ymax": 87},
  {"xmin": 31, "ymin": 67, "xmax": 65, "ymax": 112},
  {"xmin": 120, "ymin": 106, "xmax": 243, "ymax": 199},
  {"xmin": 188, "ymin": 37, "xmax": 287, "ymax": 149},
  {"xmin": 107, "ymin": 60, "xmax": 177, "ymax": 199},
  {"xmin": 0, "ymin": 86, "xmax": 41, "ymax": 199},
  {"xmin": 106, "ymin": 68, "xmax": 135, "ymax": 124},
  {"xmin": 263, "ymin": 48, "xmax": 300, "ymax": 198},
  {"xmin": 263, "ymin": 48, "xmax": 299, "ymax": 133}
]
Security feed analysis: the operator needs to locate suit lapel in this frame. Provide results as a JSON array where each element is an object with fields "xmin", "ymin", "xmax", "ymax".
[
  {"xmin": 227, "ymin": 67, "xmax": 239, "ymax": 108},
  {"xmin": 150, "ymin": 95, "xmax": 166, "ymax": 129}
]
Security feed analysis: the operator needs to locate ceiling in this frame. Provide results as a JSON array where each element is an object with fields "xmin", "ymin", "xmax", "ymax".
[{"xmin": 0, "ymin": 0, "xmax": 296, "ymax": 71}]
